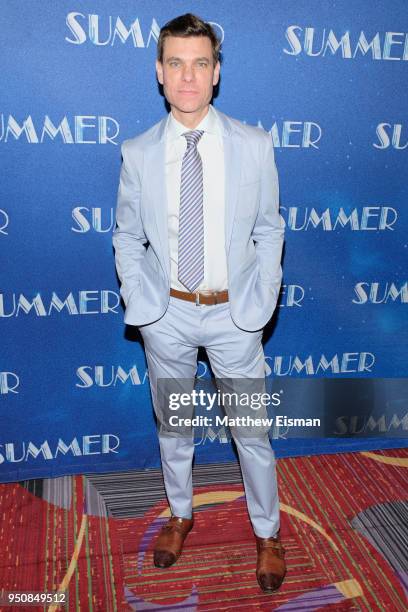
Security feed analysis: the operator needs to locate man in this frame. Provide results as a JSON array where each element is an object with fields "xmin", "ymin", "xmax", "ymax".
[{"xmin": 113, "ymin": 13, "xmax": 286, "ymax": 593}]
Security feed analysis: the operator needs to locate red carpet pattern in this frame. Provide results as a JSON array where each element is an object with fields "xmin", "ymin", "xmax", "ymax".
[{"xmin": 0, "ymin": 448, "xmax": 407, "ymax": 610}]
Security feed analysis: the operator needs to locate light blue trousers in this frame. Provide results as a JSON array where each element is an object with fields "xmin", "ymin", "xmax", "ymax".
[{"xmin": 139, "ymin": 296, "xmax": 280, "ymax": 538}]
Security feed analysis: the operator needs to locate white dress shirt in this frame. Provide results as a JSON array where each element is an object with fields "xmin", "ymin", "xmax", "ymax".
[{"xmin": 165, "ymin": 104, "xmax": 227, "ymax": 292}]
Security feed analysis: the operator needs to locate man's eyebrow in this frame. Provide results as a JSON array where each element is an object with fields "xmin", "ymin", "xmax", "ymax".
[{"xmin": 165, "ymin": 56, "xmax": 211, "ymax": 62}]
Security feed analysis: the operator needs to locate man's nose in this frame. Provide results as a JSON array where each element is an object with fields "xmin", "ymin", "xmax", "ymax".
[{"xmin": 182, "ymin": 66, "xmax": 194, "ymax": 81}]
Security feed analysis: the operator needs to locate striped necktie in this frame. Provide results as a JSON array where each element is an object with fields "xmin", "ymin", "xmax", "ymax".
[{"xmin": 178, "ymin": 129, "xmax": 204, "ymax": 292}]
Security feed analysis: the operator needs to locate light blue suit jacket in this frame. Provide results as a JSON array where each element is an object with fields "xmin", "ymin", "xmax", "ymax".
[{"xmin": 113, "ymin": 107, "xmax": 284, "ymax": 332}]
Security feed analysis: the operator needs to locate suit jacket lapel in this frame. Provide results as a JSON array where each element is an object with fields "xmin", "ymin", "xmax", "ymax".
[
  {"xmin": 224, "ymin": 128, "xmax": 242, "ymax": 254},
  {"xmin": 214, "ymin": 108, "xmax": 242, "ymax": 254},
  {"xmin": 144, "ymin": 116, "xmax": 171, "ymax": 280}
]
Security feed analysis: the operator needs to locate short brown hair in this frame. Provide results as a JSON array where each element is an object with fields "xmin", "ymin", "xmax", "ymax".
[{"xmin": 157, "ymin": 13, "xmax": 221, "ymax": 66}]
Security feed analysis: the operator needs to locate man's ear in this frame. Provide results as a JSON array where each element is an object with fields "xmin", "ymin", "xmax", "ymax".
[
  {"xmin": 213, "ymin": 61, "xmax": 220, "ymax": 86},
  {"xmin": 156, "ymin": 60, "xmax": 164, "ymax": 85}
]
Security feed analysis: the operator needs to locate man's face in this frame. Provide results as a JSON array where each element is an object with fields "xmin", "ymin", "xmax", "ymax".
[{"xmin": 156, "ymin": 35, "xmax": 220, "ymax": 120}]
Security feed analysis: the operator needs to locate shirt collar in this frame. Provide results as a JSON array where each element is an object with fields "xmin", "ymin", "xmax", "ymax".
[{"xmin": 166, "ymin": 104, "xmax": 221, "ymax": 142}]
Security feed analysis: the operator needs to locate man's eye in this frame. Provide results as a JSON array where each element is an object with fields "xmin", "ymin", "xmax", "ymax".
[
  {"xmin": 170, "ymin": 61, "xmax": 180, "ymax": 67},
  {"xmin": 198, "ymin": 62, "xmax": 208, "ymax": 67}
]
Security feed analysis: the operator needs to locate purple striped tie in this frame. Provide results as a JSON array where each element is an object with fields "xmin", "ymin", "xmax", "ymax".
[{"xmin": 178, "ymin": 130, "xmax": 204, "ymax": 292}]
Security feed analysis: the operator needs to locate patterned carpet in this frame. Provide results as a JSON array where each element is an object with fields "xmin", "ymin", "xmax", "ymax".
[{"xmin": 0, "ymin": 448, "xmax": 407, "ymax": 611}]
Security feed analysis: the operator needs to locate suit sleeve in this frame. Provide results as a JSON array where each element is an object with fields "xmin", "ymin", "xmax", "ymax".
[
  {"xmin": 252, "ymin": 135, "xmax": 285, "ymax": 291},
  {"xmin": 112, "ymin": 141, "xmax": 147, "ymax": 305}
]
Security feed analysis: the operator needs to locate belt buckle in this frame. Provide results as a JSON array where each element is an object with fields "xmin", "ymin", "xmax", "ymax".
[{"xmin": 195, "ymin": 290, "xmax": 220, "ymax": 306}]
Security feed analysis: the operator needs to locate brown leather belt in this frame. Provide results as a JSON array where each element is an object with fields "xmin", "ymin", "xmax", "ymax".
[{"xmin": 170, "ymin": 287, "xmax": 229, "ymax": 305}]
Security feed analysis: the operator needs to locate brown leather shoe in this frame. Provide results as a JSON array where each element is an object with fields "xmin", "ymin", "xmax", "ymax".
[
  {"xmin": 255, "ymin": 531, "xmax": 286, "ymax": 593},
  {"xmin": 153, "ymin": 516, "xmax": 194, "ymax": 568}
]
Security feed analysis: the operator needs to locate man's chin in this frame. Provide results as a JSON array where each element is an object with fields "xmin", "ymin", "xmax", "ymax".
[
  {"xmin": 170, "ymin": 102, "xmax": 208, "ymax": 115},
  {"xmin": 174, "ymin": 104, "xmax": 200, "ymax": 114}
]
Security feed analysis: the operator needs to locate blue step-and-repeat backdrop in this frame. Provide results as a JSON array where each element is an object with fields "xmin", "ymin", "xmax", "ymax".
[{"xmin": 1, "ymin": 1, "xmax": 407, "ymax": 482}]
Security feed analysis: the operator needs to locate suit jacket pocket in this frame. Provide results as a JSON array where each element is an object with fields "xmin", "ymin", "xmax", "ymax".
[{"xmin": 239, "ymin": 178, "xmax": 260, "ymax": 188}]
